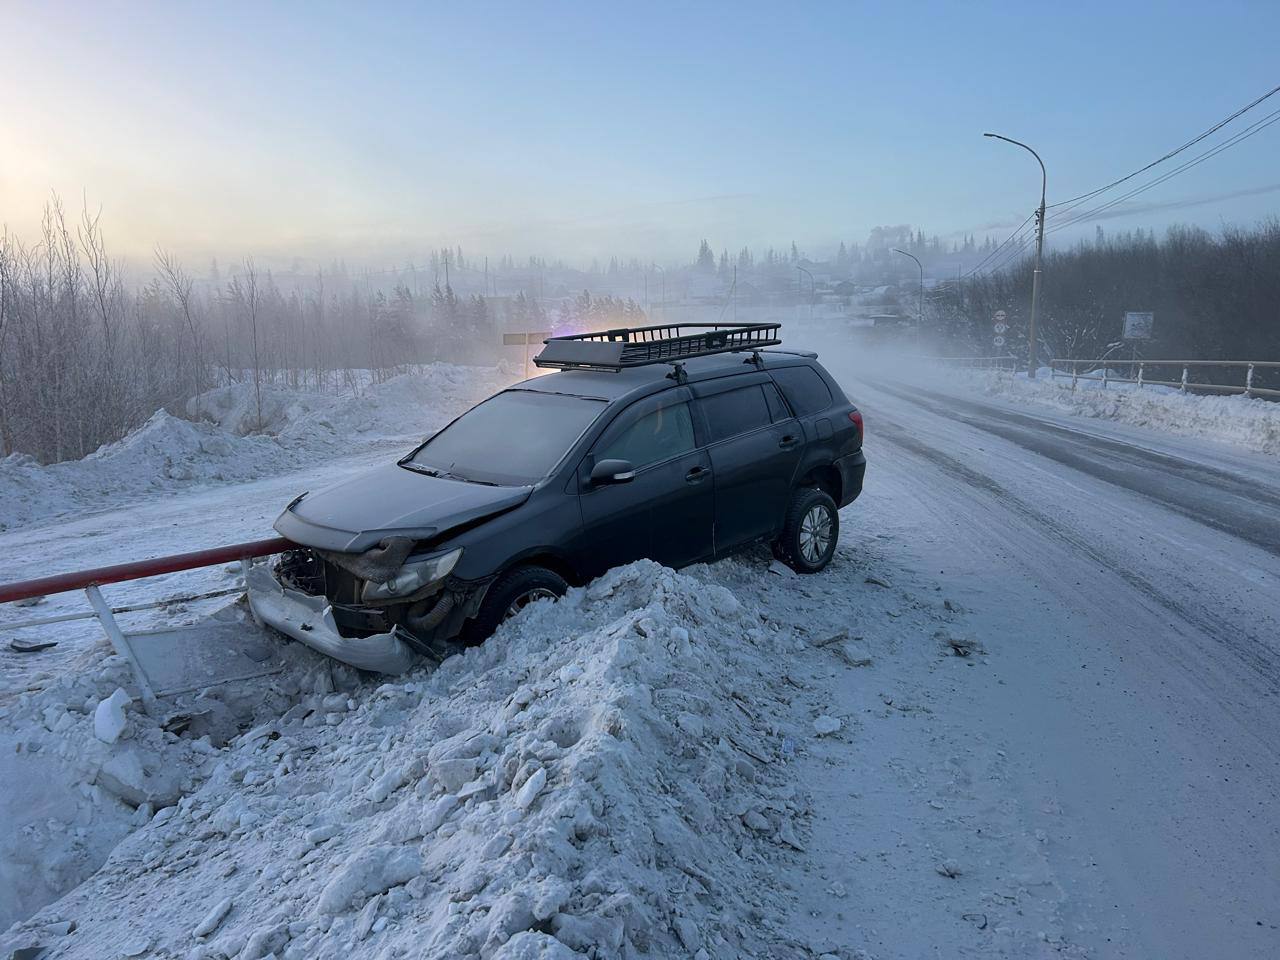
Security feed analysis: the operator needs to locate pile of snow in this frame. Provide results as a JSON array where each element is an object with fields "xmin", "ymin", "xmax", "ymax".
[
  {"xmin": 0, "ymin": 413, "xmax": 292, "ymax": 530},
  {"xmin": 189, "ymin": 366, "xmax": 508, "ymax": 447},
  {"xmin": 0, "ymin": 365, "xmax": 508, "ymax": 531},
  {"xmin": 973, "ymin": 371, "xmax": 1280, "ymax": 455},
  {"xmin": 0, "ymin": 606, "xmax": 334, "ymax": 933},
  {"xmin": 2, "ymin": 562, "xmax": 813, "ymax": 959}
]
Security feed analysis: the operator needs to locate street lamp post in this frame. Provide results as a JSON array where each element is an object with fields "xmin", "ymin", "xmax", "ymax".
[
  {"xmin": 796, "ymin": 265, "xmax": 815, "ymax": 323},
  {"xmin": 984, "ymin": 132, "xmax": 1046, "ymax": 378},
  {"xmin": 651, "ymin": 264, "xmax": 666, "ymax": 323},
  {"xmin": 891, "ymin": 248, "xmax": 923, "ymax": 350}
]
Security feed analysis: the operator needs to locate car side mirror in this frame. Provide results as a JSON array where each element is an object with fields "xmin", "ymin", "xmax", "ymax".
[{"xmin": 590, "ymin": 458, "xmax": 635, "ymax": 485}]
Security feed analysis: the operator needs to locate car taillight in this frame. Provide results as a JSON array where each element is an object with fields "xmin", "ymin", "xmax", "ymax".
[{"xmin": 849, "ymin": 409, "xmax": 864, "ymax": 442}]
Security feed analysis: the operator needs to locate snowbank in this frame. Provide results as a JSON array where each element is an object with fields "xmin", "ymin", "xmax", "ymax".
[
  {"xmin": 0, "ymin": 606, "xmax": 336, "ymax": 934},
  {"xmin": 2, "ymin": 562, "xmax": 812, "ymax": 959},
  {"xmin": 971, "ymin": 371, "xmax": 1280, "ymax": 455},
  {"xmin": 189, "ymin": 366, "xmax": 504, "ymax": 446},
  {"xmin": 0, "ymin": 365, "xmax": 508, "ymax": 531}
]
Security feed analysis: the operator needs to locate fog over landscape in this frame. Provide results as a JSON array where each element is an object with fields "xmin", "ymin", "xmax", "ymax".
[{"xmin": 4, "ymin": 4, "xmax": 1280, "ymax": 960}]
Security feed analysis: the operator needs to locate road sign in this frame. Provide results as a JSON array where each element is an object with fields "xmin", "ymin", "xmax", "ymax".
[
  {"xmin": 502, "ymin": 331, "xmax": 552, "ymax": 346},
  {"xmin": 1123, "ymin": 312, "xmax": 1154, "ymax": 340},
  {"xmin": 993, "ymin": 335, "xmax": 1006, "ymax": 348},
  {"xmin": 993, "ymin": 322, "xmax": 1008, "ymax": 334},
  {"xmin": 504, "ymin": 330, "xmax": 554, "ymax": 377}
]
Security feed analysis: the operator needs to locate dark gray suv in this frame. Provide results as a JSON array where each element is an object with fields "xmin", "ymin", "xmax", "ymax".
[{"xmin": 247, "ymin": 323, "xmax": 865, "ymax": 672}]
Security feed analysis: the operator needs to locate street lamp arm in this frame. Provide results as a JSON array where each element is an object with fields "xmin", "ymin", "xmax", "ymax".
[
  {"xmin": 983, "ymin": 132, "xmax": 1046, "ymax": 206},
  {"xmin": 890, "ymin": 248, "xmax": 922, "ymax": 271}
]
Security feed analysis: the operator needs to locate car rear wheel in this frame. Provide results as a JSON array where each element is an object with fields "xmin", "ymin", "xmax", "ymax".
[
  {"xmin": 775, "ymin": 487, "xmax": 839, "ymax": 573},
  {"xmin": 466, "ymin": 565, "xmax": 569, "ymax": 643}
]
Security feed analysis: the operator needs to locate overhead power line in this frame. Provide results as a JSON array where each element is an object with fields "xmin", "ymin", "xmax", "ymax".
[
  {"xmin": 962, "ymin": 212, "xmax": 1035, "ymax": 278},
  {"xmin": 1047, "ymin": 82, "xmax": 1280, "ymax": 211},
  {"xmin": 1046, "ymin": 105, "xmax": 1280, "ymax": 236},
  {"xmin": 967, "ymin": 81, "xmax": 1280, "ymax": 277}
]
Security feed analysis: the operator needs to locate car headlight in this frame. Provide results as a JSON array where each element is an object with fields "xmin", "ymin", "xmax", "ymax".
[{"xmin": 361, "ymin": 547, "xmax": 463, "ymax": 602}]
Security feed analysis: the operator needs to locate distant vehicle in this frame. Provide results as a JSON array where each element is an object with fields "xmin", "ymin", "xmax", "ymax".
[{"xmin": 248, "ymin": 323, "xmax": 866, "ymax": 672}]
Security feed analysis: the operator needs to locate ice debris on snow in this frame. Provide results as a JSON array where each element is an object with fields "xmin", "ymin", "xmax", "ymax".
[
  {"xmin": 193, "ymin": 897, "xmax": 234, "ymax": 938},
  {"xmin": 3, "ymin": 562, "xmax": 814, "ymax": 959},
  {"xmin": 93, "ymin": 688, "xmax": 132, "ymax": 743},
  {"xmin": 813, "ymin": 715, "xmax": 842, "ymax": 736}
]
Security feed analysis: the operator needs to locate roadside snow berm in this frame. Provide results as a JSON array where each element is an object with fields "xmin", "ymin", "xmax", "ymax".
[{"xmin": 3, "ymin": 561, "xmax": 810, "ymax": 959}]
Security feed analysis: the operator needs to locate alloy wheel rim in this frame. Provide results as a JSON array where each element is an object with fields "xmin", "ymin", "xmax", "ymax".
[
  {"xmin": 504, "ymin": 587, "xmax": 557, "ymax": 620},
  {"xmin": 799, "ymin": 505, "xmax": 834, "ymax": 563}
]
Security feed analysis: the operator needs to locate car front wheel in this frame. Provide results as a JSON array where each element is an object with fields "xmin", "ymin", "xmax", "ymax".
[
  {"xmin": 466, "ymin": 565, "xmax": 569, "ymax": 643},
  {"xmin": 775, "ymin": 487, "xmax": 839, "ymax": 573}
]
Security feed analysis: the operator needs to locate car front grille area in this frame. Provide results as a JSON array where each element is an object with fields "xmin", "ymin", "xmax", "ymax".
[{"xmin": 275, "ymin": 550, "xmax": 393, "ymax": 638}]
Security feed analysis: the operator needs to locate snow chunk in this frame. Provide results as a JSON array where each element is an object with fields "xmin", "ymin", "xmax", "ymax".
[
  {"xmin": 93, "ymin": 688, "xmax": 131, "ymax": 743},
  {"xmin": 491, "ymin": 931, "xmax": 585, "ymax": 960},
  {"xmin": 514, "ymin": 766, "xmax": 547, "ymax": 810},
  {"xmin": 317, "ymin": 846, "xmax": 423, "ymax": 914},
  {"xmin": 193, "ymin": 897, "xmax": 234, "ymax": 938},
  {"xmin": 813, "ymin": 715, "xmax": 842, "ymax": 736}
]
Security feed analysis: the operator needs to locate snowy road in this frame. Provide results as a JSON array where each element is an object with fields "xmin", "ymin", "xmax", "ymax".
[{"xmin": 787, "ymin": 362, "xmax": 1280, "ymax": 958}]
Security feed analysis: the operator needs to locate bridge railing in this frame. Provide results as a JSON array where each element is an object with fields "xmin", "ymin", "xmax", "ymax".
[
  {"xmin": 1, "ymin": 537, "xmax": 293, "ymax": 708},
  {"xmin": 1049, "ymin": 359, "xmax": 1280, "ymax": 399}
]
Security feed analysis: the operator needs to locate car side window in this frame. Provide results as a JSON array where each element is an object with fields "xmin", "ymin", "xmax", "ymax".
[
  {"xmin": 770, "ymin": 366, "xmax": 833, "ymax": 416},
  {"xmin": 700, "ymin": 385, "xmax": 772, "ymax": 442},
  {"xmin": 596, "ymin": 402, "xmax": 696, "ymax": 468}
]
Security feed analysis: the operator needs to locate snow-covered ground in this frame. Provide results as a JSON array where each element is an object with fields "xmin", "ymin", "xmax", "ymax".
[
  {"xmin": 3, "ymin": 358, "xmax": 1280, "ymax": 959},
  {"xmin": 961, "ymin": 367, "xmax": 1280, "ymax": 456},
  {"xmin": 0, "ymin": 364, "xmax": 509, "ymax": 532}
]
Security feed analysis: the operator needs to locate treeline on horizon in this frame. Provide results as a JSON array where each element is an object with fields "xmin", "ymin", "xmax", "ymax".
[
  {"xmin": 926, "ymin": 219, "xmax": 1280, "ymax": 379},
  {"xmin": 0, "ymin": 200, "xmax": 645, "ymax": 464},
  {"xmin": 1, "ymin": 198, "xmax": 1277, "ymax": 464}
]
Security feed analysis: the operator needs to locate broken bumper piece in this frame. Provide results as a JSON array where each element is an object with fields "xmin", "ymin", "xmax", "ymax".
[{"xmin": 245, "ymin": 562, "xmax": 418, "ymax": 674}]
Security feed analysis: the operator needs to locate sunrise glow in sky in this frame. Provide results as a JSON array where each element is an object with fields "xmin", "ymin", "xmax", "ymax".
[{"xmin": 2, "ymin": 0, "xmax": 1278, "ymax": 266}]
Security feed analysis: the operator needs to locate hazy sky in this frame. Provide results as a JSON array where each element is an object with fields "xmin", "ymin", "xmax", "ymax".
[{"xmin": 2, "ymin": 0, "xmax": 1278, "ymax": 267}]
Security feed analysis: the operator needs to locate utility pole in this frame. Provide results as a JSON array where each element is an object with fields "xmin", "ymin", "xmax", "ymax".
[
  {"xmin": 652, "ymin": 264, "xmax": 665, "ymax": 323},
  {"xmin": 984, "ymin": 132, "xmax": 1046, "ymax": 377},
  {"xmin": 891, "ymin": 248, "xmax": 923, "ymax": 350}
]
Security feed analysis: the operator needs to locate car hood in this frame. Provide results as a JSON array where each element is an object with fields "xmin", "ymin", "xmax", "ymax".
[{"xmin": 274, "ymin": 462, "xmax": 533, "ymax": 553}]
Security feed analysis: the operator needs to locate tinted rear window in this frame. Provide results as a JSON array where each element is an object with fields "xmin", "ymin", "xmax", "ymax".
[
  {"xmin": 700, "ymin": 385, "xmax": 772, "ymax": 442},
  {"xmin": 407, "ymin": 390, "xmax": 605, "ymax": 485},
  {"xmin": 771, "ymin": 366, "xmax": 833, "ymax": 416}
]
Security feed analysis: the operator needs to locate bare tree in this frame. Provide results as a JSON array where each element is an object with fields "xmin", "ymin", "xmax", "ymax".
[
  {"xmin": 155, "ymin": 246, "xmax": 204, "ymax": 403},
  {"xmin": 227, "ymin": 259, "xmax": 264, "ymax": 431}
]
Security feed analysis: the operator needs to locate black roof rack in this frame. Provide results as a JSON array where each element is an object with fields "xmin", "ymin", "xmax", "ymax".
[{"xmin": 533, "ymin": 322, "xmax": 782, "ymax": 372}]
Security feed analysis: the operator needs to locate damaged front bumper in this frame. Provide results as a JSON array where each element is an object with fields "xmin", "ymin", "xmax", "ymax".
[{"xmin": 245, "ymin": 562, "xmax": 420, "ymax": 674}]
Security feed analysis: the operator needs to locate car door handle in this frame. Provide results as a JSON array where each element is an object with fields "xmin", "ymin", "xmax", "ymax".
[
  {"xmin": 778, "ymin": 435, "xmax": 800, "ymax": 449},
  {"xmin": 685, "ymin": 465, "xmax": 709, "ymax": 483}
]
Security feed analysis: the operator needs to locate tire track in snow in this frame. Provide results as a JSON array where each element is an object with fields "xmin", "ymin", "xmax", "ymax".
[
  {"xmin": 869, "ymin": 379, "xmax": 1280, "ymax": 557},
  {"xmin": 869, "ymin": 411, "xmax": 1280, "ymax": 698}
]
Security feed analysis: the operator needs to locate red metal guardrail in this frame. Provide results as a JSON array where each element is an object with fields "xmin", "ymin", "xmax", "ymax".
[{"xmin": 0, "ymin": 536, "xmax": 294, "ymax": 605}]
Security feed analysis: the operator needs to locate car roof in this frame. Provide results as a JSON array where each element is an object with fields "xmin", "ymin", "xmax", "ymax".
[{"xmin": 510, "ymin": 349, "xmax": 819, "ymax": 404}]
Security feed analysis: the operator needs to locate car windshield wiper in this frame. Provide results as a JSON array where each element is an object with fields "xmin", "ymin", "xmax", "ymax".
[
  {"xmin": 449, "ymin": 473, "xmax": 500, "ymax": 486},
  {"xmin": 400, "ymin": 462, "xmax": 444, "ymax": 477}
]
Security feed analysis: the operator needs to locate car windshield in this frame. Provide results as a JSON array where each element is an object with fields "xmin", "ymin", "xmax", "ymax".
[{"xmin": 404, "ymin": 389, "xmax": 606, "ymax": 486}]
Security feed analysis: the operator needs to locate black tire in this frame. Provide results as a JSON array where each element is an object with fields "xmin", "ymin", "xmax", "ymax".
[
  {"xmin": 774, "ymin": 487, "xmax": 839, "ymax": 573},
  {"xmin": 465, "ymin": 565, "xmax": 568, "ymax": 643}
]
